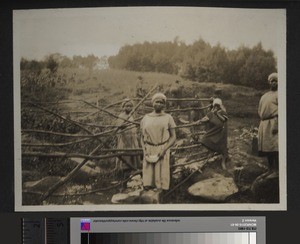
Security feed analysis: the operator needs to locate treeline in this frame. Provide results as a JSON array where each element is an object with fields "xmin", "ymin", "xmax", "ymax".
[
  {"xmin": 108, "ymin": 39, "xmax": 276, "ymax": 90},
  {"xmin": 20, "ymin": 53, "xmax": 107, "ymax": 98},
  {"xmin": 21, "ymin": 53, "xmax": 108, "ymax": 74}
]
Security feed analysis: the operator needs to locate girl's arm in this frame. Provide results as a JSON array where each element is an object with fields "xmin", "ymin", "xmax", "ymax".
[
  {"xmin": 140, "ymin": 117, "xmax": 146, "ymax": 153},
  {"xmin": 158, "ymin": 128, "xmax": 176, "ymax": 159},
  {"xmin": 216, "ymin": 110, "xmax": 228, "ymax": 122},
  {"xmin": 140, "ymin": 133, "xmax": 146, "ymax": 152}
]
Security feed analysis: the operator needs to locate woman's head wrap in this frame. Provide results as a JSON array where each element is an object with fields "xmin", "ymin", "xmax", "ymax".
[
  {"xmin": 122, "ymin": 98, "xmax": 134, "ymax": 108},
  {"xmin": 213, "ymin": 98, "xmax": 222, "ymax": 106},
  {"xmin": 151, "ymin": 93, "xmax": 167, "ymax": 104},
  {"xmin": 212, "ymin": 98, "xmax": 226, "ymax": 112},
  {"xmin": 268, "ymin": 73, "xmax": 278, "ymax": 83}
]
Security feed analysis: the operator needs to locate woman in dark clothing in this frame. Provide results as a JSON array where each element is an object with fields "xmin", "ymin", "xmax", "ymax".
[{"xmin": 198, "ymin": 98, "xmax": 229, "ymax": 169}]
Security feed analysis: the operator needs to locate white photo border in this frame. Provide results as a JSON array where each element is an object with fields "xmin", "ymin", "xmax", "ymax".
[{"xmin": 13, "ymin": 6, "xmax": 287, "ymax": 211}]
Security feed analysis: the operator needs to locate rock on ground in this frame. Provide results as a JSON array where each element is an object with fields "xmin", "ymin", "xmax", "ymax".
[
  {"xmin": 188, "ymin": 175, "xmax": 239, "ymax": 202},
  {"xmin": 111, "ymin": 190, "xmax": 142, "ymax": 204},
  {"xmin": 111, "ymin": 189, "xmax": 162, "ymax": 204},
  {"xmin": 23, "ymin": 176, "xmax": 64, "ymax": 193},
  {"xmin": 251, "ymin": 175, "xmax": 279, "ymax": 203},
  {"xmin": 139, "ymin": 189, "xmax": 161, "ymax": 204}
]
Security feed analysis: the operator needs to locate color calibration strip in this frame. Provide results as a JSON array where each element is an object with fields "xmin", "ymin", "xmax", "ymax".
[{"xmin": 81, "ymin": 232, "xmax": 256, "ymax": 244}]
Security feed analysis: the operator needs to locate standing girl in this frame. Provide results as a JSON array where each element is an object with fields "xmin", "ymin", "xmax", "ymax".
[{"xmin": 140, "ymin": 93, "xmax": 176, "ymax": 191}]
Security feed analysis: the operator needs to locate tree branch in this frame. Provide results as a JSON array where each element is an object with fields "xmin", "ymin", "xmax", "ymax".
[
  {"xmin": 29, "ymin": 102, "xmax": 94, "ymax": 135},
  {"xmin": 81, "ymin": 100, "xmax": 140, "ymax": 125},
  {"xmin": 23, "ymin": 151, "xmax": 142, "ymax": 160},
  {"xmin": 39, "ymin": 84, "xmax": 157, "ymax": 201},
  {"xmin": 22, "ymin": 137, "xmax": 93, "ymax": 147}
]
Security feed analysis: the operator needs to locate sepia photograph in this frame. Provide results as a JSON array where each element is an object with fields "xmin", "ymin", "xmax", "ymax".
[{"xmin": 14, "ymin": 6, "xmax": 286, "ymax": 211}]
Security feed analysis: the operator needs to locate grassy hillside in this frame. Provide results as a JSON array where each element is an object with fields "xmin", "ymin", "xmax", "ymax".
[{"xmin": 59, "ymin": 68, "xmax": 262, "ymax": 123}]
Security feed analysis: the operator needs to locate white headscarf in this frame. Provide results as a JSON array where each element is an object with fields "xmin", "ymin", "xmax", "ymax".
[
  {"xmin": 213, "ymin": 98, "xmax": 222, "ymax": 106},
  {"xmin": 151, "ymin": 93, "xmax": 167, "ymax": 104},
  {"xmin": 213, "ymin": 98, "xmax": 226, "ymax": 112},
  {"xmin": 268, "ymin": 73, "xmax": 278, "ymax": 83}
]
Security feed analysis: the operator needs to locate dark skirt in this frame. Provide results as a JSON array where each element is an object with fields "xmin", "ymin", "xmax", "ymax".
[{"xmin": 200, "ymin": 111, "xmax": 228, "ymax": 156}]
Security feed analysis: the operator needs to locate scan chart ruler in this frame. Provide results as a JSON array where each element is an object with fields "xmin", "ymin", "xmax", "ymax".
[{"xmin": 22, "ymin": 218, "xmax": 69, "ymax": 244}]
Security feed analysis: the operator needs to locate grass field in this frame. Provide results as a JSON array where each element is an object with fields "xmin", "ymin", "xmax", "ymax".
[{"xmin": 61, "ymin": 68, "xmax": 263, "ymax": 124}]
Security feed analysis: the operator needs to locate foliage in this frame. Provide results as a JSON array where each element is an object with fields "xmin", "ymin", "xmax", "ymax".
[
  {"xmin": 21, "ymin": 53, "xmax": 108, "ymax": 74},
  {"xmin": 108, "ymin": 41, "xmax": 186, "ymax": 74},
  {"xmin": 21, "ymin": 58, "xmax": 44, "ymax": 75},
  {"xmin": 108, "ymin": 39, "xmax": 277, "ymax": 90},
  {"xmin": 45, "ymin": 55, "xmax": 59, "ymax": 73}
]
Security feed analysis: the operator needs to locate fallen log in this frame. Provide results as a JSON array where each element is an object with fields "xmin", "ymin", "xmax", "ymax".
[
  {"xmin": 22, "ymin": 137, "xmax": 92, "ymax": 147},
  {"xmin": 24, "ymin": 170, "xmax": 142, "ymax": 197},
  {"xmin": 22, "ymin": 151, "xmax": 143, "ymax": 160},
  {"xmin": 22, "ymin": 143, "xmax": 204, "ymax": 158}
]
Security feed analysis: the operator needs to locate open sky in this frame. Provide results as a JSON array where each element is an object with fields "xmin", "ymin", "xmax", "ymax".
[{"xmin": 13, "ymin": 7, "xmax": 286, "ymax": 60}]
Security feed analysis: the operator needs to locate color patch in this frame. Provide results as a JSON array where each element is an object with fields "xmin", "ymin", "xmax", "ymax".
[{"xmin": 80, "ymin": 219, "xmax": 91, "ymax": 231}]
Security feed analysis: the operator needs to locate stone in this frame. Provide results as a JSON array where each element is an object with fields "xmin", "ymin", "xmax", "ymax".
[
  {"xmin": 111, "ymin": 190, "xmax": 142, "ymax": 204},
  {"xmin": 23, "ymin": 176, "xmax": 64, "ymax": 193},
  {"xmin": 251, "ymin": 174, "xmax": 279, "ymax": 203},
  {"xmin": 188, "ymin": 175, "xmax": 239, "ymax": 202},
  {"xmin": 140, "ymin": 189, "xmax": 161, "ymax": 204}
]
